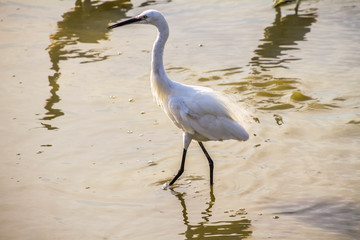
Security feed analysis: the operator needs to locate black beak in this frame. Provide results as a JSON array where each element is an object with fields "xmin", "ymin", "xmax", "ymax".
[{"xmin": 107, "ymin": 17, "xmax": 141, "ymax": 30}]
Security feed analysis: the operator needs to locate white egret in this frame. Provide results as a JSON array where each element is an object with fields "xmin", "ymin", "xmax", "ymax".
[
  {"xmin": 108, "ymin": 10, "xmax": 249, "ymax": 188},
  {"xmin": 273, "ymin": 0, "xmax": 301, "ymax": 12}
]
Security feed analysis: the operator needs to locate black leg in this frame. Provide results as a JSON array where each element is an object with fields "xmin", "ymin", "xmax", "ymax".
[
  {"xmin": 198, "ymin": 142, "xmax": 214, "ymax": 185},
  {"xmin": 295, "ymin": 0, "xmax": 301, "ymax": 14},
  {"xmin": 169, "ymin": 149, "xmax": 187, "ymax": 186}
]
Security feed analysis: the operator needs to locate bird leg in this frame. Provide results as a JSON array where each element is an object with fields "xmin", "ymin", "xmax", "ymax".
[
  {"xmin": 198, "ymin": 142, "xmax": 214, "ymax": 185},
  {"xmin": 168, "ymin": 148, "xmax": 187, "ymax": 186},
  {"xmin": 295, "ymin": 0, "xmax": 301, "ymax": 14}
]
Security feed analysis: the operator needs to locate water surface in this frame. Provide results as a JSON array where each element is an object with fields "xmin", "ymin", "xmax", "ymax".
[{"xmin": 0, "ymin": 0, "xmax": 359, "ymax": 239}]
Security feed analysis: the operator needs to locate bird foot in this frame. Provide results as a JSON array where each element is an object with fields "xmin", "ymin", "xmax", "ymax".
[{"xmin": 161, "ymin": 183, "xmax": 170, "ymax": 190}]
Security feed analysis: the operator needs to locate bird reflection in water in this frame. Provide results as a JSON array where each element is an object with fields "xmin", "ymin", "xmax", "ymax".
[
  {"xmin": 171, "ymin": 187, "xmax": 252, "ymax": 239},
  {"xmin": 241, "ymin": 6, "xmax": 318, "ymax": 112},
  {"xmin": 273, "ymin": 0, "xmax": 302, "ymax": 14},
  {"xmin": 43, "ymin": 0, "xmax": 133, "ymax": 130},
  {"xmin": 249, "ymin": 5, "xmax": 317, "ymax": 72}
]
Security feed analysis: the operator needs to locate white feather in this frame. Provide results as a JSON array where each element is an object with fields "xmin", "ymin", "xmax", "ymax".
[
  {"xmin": 108, "ymin": 9, "xmax": 252, "ymax": 187},
  {"xmin": 165, "ymin": 84, "xmax": 249, "ymax": 142}
]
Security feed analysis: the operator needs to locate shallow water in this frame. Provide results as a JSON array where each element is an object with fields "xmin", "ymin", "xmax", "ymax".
[{"xmin": 0, "ymin": 0, "xmax": 359, "ymax": 239}]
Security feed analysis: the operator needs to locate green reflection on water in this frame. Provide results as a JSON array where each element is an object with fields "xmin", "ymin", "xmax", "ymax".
[
  {"xmin": 218, "ymin": 7, "xmax": 321, "ymax": 113},
  {"xmin": 41, "ymin": 72, "xmax": 63, "ymax": 130},
  {"xmin": 172, "ymin": 188, "xmax": 252, "ymax": 240},
  {"xmin": 42, "ymin": 0, "xmax": 133, "ymax": 130},
  {"xmin": 242, "ymin": 7, "xmax": 318, "ymax": 112},
  {"xmin": 249, "ymin": 7, "xmax": 317, "ymax": 71}
]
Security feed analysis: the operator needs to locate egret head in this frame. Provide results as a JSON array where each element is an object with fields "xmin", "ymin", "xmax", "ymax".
[{"xmin": 108, "ymin": 10, "xmax": 166, "ymax": 30}]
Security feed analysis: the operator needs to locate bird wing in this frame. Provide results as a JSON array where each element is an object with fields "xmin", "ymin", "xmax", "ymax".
[
  {"xmin": 167, "ymin": 86, "xmax": 249, "ymax": 142},
  {"xmin": 167, "ymin": 96, "xmax": 197, "ymax": 135}
]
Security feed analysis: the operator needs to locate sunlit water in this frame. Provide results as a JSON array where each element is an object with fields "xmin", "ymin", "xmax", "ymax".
[{"xmin": 0, "ymin": 0, "xmax": 359, "ymax": 239}]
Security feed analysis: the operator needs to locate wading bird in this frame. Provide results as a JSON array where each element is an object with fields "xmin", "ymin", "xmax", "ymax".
[
  {"xmin": 108, "ymin": 10, "xmax": 249, "ymax": 188},
  {"xmin": 273, "ymin": 0, "xmax": 301, "ymax": 13}
]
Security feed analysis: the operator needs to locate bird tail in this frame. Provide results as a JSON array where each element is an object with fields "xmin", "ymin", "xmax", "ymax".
[
  {"xmin": 214, "ymin": 92, "xmax": 255, "ymax": 141},
  {"xmin": 230, "ymin": 120, "xmax": 250, "ymax": 141}
]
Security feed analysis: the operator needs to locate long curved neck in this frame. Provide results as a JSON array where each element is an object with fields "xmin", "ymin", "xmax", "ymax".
[
  {"xmin": 152, "ymin": 25, "xmax": 169, "ymax": 77},
  {"xmin": 151, "ymin": 20, "xmax": 173, "ymax": 106}
]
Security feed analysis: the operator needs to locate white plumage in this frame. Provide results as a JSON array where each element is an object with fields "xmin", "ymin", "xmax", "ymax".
[
  {"xmin": 166, "ymin": 85, "xmax": 249, "ymax": 145},
  {"xmin": 108, "ymin": 10, "xmax": 249, "ymax": 188}
]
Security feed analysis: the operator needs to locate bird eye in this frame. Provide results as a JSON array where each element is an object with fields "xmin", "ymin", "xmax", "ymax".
[{"xmin": 142, "ymin": 15, "xmax": 148, "ymax": 19}]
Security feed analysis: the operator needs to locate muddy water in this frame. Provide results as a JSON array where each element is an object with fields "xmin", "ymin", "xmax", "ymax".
[{"xmin": 1, "ymin": 0, "xmax": 359, "ymax": 239}]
